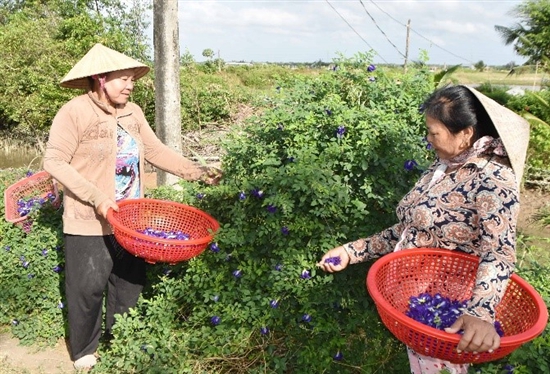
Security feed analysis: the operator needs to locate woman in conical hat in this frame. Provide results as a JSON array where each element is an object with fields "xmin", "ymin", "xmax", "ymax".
[
  {"xmin": 44, "ymin": 43, "xmax": 220, "ymax": 370},
  {"xmin": 318, "ymin": 85, "xmax": 529, "ymax": 373}
]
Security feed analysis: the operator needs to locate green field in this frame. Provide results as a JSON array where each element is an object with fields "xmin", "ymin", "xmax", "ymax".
[{"xmin": 449, "ymin": 68, "xmax": 548, "ymax": 87}]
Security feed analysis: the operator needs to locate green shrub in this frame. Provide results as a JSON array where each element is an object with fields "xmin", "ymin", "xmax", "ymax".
[
  {"xmin": 475, "ymin": 83, "xmax": 512, "ymax": 106},
  {"xmin": 95, "ymin": 53, "xmax": 434, "ymax": 373},
  {"xmin": 180, "ymin": 70, "xmax": 245, "ymax": 130},
  {"xmin": 507, "ymin": 91, "xmax": 550, "ymax": 172},
  {"xmin": 0, "ymin": 168, "xmax": 65, "ymax": 346}
]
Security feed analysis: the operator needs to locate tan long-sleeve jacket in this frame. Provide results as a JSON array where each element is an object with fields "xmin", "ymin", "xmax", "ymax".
[{"xmin": 44, "ymin": 91, "xmax": 205, "ymax": 235}]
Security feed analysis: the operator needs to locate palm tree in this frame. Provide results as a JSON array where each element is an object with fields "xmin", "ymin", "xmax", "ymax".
[{"xmin": 494, "ymin": 0, "xmax": 550, "ymax": 68}]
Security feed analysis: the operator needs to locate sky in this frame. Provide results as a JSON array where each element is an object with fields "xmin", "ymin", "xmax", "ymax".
[{"xmin": 145, "ymin": 0, "xmax": 527, "ymax": 67}]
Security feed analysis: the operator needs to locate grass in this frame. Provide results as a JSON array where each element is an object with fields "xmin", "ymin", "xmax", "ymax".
[{"xmin": 450, "ymin": 68, "xmax": 548, "ymax": 87}]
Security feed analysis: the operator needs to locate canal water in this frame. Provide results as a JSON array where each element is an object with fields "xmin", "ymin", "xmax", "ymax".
[{"xmin": 0, "ymin": 147, "xmax": 43, "ymax": 170}]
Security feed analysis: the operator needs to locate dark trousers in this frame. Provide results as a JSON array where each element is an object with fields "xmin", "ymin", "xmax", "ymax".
[{"xmin": 64, "ymin": 234, "xmax": 146, "ymax": 361}]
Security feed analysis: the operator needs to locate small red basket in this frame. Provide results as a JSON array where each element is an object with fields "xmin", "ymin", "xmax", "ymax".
[
  {"xmin": 4, "ymin": 170, "xmax": 60, "ymax": 227},
  {"xmin": 107, "ymin": 198, "xmax": 220, "ymax": 264},
  {"xmin": 366, "ymin": 248, "xmax": 548, "ymax": 364}
]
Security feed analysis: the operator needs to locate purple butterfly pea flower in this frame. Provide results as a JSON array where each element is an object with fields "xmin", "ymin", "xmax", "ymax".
[
  {"xmin": 404, "ymin": 160, "xmax": 418, "ymax": 171},
  {"xmin": 260, "ymin": 326, "xmax": 269, "ymax": 335},
  {"xmin": 281, "ymin": 226, "xmax": 289, "ymax": 235},
  {"xmin": 324, "ymin": 256, "xmax": 341, "ymax": 266},
  {"xmin": 274, "ymin": 263, "xmax": 283, "ymax": 271},
  {"xmin": 53, "ymin": 264, "xmax": 64, "ymax": 273},
  {"xmin": 302, "ymin": 314, "xmax": 312, "ymax": 323},
  {"xmin": 270, "ymin": 299, "xmax": 279, "ymax": 308},
  {"xmin": 333, "ymin": 351, "xmax": 343, "ymax": 361},
  {"xmin": 266, "ymin": 204, "xmax": 277, "ymax": 214},
  {"xmin": 239, "ymin": 191, "xmax": 246, "ymax": 200},
  {"xmin": 210, "ymin": 242, "xmax": 220, "ymax": 253},
  {"xmin": 301, "ymin": 270, "xmax": 311, "ymax": 279},
  {"xmin": 336, "ymin": 125, "xmax": 346, "ymax": 139},
  {"xmin": 211, "ymin": 316, "xmax": 221, "ymax": 326},
  {"xmin": 367, "ymin": 64, "xmax": 376, "ymax": 72},
  {"xmin": 196, "ymin": 193, "xmax": 205, "ymax": 200},
  {"xmin": 232, "ymin": 269, "xmax": 243, "ymax": 278},
  {"xmin": 251, "ymin": 188, "xmax": 264, "ymax": 198}
]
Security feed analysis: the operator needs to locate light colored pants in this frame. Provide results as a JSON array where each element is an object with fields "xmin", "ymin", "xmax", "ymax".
[{"xmin": 407, "ymin": 348, "xmax": 469, "ymax": 374}]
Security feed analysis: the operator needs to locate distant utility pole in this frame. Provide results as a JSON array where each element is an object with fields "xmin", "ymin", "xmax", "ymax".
[
  {"xmin": 153, "ymin": 0, "xmax": 181, "ymax": 186},
  {"xmin": 404, "ymin": 19, "xmax": 410, "ymax": 73}
]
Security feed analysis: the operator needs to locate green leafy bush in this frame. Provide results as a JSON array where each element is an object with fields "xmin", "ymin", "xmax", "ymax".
[
  {"xmin": 507, "ymin": 91, "xmax": 550, "ymax": 173},
  {"xmin": 0, "ymin": 168, "xmax": 65, "ymax": 346},
  {"xmin": 95, "ymin": 53, "xmax": 434, "ymax": 373}
]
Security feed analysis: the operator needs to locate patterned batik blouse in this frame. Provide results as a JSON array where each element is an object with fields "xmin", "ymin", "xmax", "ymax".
[{"xmin": 344, "ymin": 153, "xmax": 520, "ymax": 323}]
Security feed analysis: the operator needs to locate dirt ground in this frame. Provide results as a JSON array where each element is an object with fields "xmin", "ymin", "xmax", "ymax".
[{"xmin": 0, "ymin": 185, "xmax": 548, "ymax": 374}]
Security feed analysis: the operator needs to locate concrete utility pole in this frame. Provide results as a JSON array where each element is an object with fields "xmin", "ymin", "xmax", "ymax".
[
  {"xmin": 153, "ymin": 0, "xmax": 181, "ymax": 186},
  {"xmin": 404, "ymin": 19, "xmax": 410, "ymax": 73}
]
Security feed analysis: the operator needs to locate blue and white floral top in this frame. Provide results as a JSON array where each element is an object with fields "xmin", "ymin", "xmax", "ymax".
[
  {"xmin": 344, "ymin": 151, "xmax": 519, "ymax": 323},
  {"xmin": 115, "ymin": 126, "xmax": 140, "ymax": 201}
]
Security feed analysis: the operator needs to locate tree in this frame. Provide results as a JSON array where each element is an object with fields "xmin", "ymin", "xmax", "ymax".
[
  {"xmin": 474, "ymin": 60, "xmax": 486, "ymax": 72},
  {"xmin": 495, "ymin": 0, "xmax": 550, "ymax": 66},
  {"xmin": 0, "ymin": 0, "xmax": 152, "ymax": 139},
  {"xmin": 202, "ymin": 48, "xmax": 214, "ymax": 60}
]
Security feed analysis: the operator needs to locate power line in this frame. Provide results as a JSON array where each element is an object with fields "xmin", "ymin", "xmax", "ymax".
[
  {"xmin": 358, "ymin": 0, "xmax": 406, "ymax": 59},
  {"xmin": 325, "ymin": 0, "xmax": 388, "ymax": 63},
  {"xmin": 369, "ymin": 0, "xmax": 474, "ymax": 64}
]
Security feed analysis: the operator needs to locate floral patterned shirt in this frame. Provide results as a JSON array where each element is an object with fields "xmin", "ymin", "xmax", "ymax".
[{"xmin": 344, "ymin": 153, "xmax": 519, "ymax": 322}]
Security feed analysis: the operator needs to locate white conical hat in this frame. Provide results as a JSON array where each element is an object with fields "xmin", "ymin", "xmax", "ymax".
[
  {"xmin": 60, "ymin": 43, "xmax": 150, "ymax": 89},
  {"xmin": 463, "ymin": 86, "xmax": 530, "ymax": 188}
]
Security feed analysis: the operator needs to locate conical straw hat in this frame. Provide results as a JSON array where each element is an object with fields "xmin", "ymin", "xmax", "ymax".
[
  {"xmin": 463, "ymin": 86, "xmax": 530, "ymax": 188},
  {"xmin": 60, "ymin": 43, "xmax": 150, "ymax": 89}
]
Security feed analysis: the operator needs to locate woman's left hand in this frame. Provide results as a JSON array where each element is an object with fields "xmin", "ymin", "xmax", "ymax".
[{"xmin": 444, "ymin": 314, "xmax": 500, "ymax": 354}]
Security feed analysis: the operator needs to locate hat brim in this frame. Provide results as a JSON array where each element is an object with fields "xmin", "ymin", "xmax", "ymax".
[{"xmin": 462, "ymin": 86, "xmax": 530, "ymax": 187}]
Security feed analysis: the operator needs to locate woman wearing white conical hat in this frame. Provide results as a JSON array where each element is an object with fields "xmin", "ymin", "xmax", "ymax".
[
  {"xmin": 318, "ymin": 85, "xmax": 530, "ymax": 373},
  {"xmin": 44, "ymin": 43, "xmax": 221, "ymax": 370}
]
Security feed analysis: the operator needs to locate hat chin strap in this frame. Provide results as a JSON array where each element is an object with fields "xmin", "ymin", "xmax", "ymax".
[{"xmin": 92, "ymin": 74, "xmax": 116, "ymax": 108}]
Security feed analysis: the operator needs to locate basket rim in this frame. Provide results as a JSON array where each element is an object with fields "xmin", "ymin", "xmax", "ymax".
[
  {"xmin": 366, "ymin": 247, "xmax": 549, "ymax": 347},
  {"xmin": 4, "ymin": 170, "xmax": 53, "ymax": 224},
  {"xmin": 106, "ymin": 198, "xmax": 220, "ymax": 246}
]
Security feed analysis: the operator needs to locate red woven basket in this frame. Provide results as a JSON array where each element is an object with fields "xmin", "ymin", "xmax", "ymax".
[
  {"xmin": 107, "ymin": 198, "xmax": 220, "ymax": 264},
  {"xmin": 4, "ymin": 170, "xmax": 60, "ymax": 227},
  {"xmin": 366, "ymin": 248, "xmax": 548, "ymax": 364}
]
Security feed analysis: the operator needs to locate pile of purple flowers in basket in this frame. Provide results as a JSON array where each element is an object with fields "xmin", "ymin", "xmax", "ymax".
[
  {"xmin": 138, "ymin": 228, "xmax": 190, "ymax": 240},
  {"xmin": 406, "ymin": 292, "xmax": 504, "ymax": 336},
  {"xmin": 17, "ymin": 192, "xmax": 57, "ymax": 217}
]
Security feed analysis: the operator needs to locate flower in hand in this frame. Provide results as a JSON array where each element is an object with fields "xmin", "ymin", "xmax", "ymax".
[
  {"xmin": 317, "ymin": 246, "xmax": 350, "ymax": 272},
  {"xmin": 200, "ymin": 165, "xmax": 223, "ymax": 185}
]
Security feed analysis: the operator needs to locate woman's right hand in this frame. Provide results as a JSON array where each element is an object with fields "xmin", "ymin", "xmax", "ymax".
[
  {"xmin": 97, "ymin": 199, "xmax": 119, "ymax": 220},
  {"xmin": 317, "ymin": 246, "xmax": 350, "ymax": 273}
]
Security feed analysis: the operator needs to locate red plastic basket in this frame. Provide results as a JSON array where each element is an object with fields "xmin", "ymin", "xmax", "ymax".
[
  {"xmin": 4, "ymin": 170, "xmax": 60, "ymax": 227},
  {"xmin": 107, "ymin": 198, "xmax": 220, "ymax": 264},
  {"xmin": 366, "ymin": 248, "xmax": 548, "ymax": 364}
]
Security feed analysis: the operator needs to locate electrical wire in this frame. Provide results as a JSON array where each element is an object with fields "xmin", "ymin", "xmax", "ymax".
[
  {"xmin": 325, "ymin": 0, "xmax": 388, "ymax": 63},
  {"xmin": 369, "ymin": 0, "xmax": 474, "ymax": 64},
  {"xmin": 359, "ymin": 0, "xmax": 406, "ymax": 59}
]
